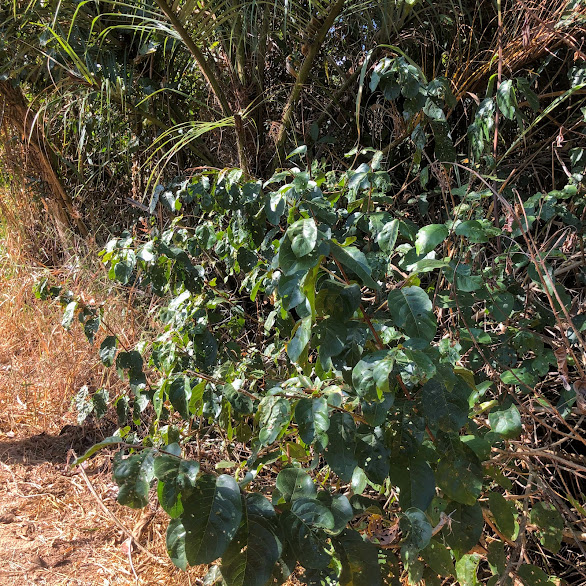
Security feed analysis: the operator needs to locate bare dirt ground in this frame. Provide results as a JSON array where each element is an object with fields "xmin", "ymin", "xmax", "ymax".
[
  {"xmin": 0, "ymin": 255, "xmax": 208, "ymax": 585},
  {"xmin": 0, "ymin": 416, "xmax": 207, "ymax": 586}
]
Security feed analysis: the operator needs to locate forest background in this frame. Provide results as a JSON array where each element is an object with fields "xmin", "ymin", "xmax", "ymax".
[{"xmin": 0, "ymin": 0, "xmax": 586, "ymax": 584}]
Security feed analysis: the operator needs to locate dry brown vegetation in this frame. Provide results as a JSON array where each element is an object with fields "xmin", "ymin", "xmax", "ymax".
[{"xmin": 0, "ymin": 184, "xmax": 211, "ymax": 585}]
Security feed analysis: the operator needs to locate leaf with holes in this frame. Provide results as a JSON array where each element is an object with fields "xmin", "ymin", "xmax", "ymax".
[
  {"xmin": 154, "ymin": 453, "xmax": 199, "ymax": 518},
  {"xmin": 113, "ymin": 449, "xmax": 156, "ymax": 509}
]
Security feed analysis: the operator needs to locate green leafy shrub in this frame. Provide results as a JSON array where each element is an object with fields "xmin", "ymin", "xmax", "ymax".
[{"xmin": 37, "ymin": 133, "xmax": 585, "ymax": 583}]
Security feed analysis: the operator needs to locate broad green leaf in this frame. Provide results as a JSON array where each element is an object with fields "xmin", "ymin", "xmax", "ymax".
[
  {"xmin": 455, "ymin": 553, "xmax": 482, "ymax": 586},
  {"xmin": 324, "ymin": 411, "xmax": 358, "ymax": 482},
  {"xmin": 315, "ymin": 282, "xmax": 361, "ymax": 319},
  {"xmin": 330, "ymin": 241, "xmax": 379, "ymax": 290},
  {"xmin": 113, "ymin": 449, "xmax": 156, "ymax": 508},
  {"xmin": 288, "ymin": 218, "xmax": 318, "ymax": 258},
  {"xmin": 329, "ymin": 495, "xmax": 354, "ymax": 535},
  {"xmin": 361, "ymin": 394, "xmax": 394, "ymax": 426},
  {"xmin": 488, "ymin": 403, "xmax": 522, "ymax": 439},
  {"xmin": 99, "ymin": 336, "xmax": 118, "ymax": 367},
  {"xmin": 167, "ymin": 474, "xmax": 242, "ymax": 567},
  {"xmin": 355, "ymin": 428, "xmax": 390, "ymax": 484},
  {"xmin": 442, "ymin": 502, "xmax": 483, "ymax": 558},
  {"xmin": 92, "ymin": 388, "xmax": 108, "ymax": 419},
  {"xmin": 287, "ymin": 316, "xmax": 312, "ymax": 363},
  {"xmin": 278, "ymin": 271, "xmax": 306, "ymax": 311},
  {"xmin": 275, "ymin": 468, "xmax": 317, "ymax": 502},
  {"xmin": 377, "ymin": 219, "xmax": 399, "ymax": 254},
  {"xmin": 496, "ymin": 79, "xmax": 517, "ymax": 120},
  {"xmin": 223, "ymin": 382, "xmax": 254, "ymax": 415},
  {"xmin": 488, "ymin": 292, "xmax": 515, "ymax": 321},
  {"xmin": 258, "ymin": 396, "xmax": 291, "ymax": 446},
  {"xmin": 334, "ymin": 529, "xmax": 382, "ymax": 586},
  {"xmin": 400, "ymin": 508, "xmax": 432, "ymax": 550},
  {"xmin": 279, "ymin": 236, "xmax": 327, "ymax": 276},
  {"xmin": 415, "ymin": 224, "xmax": 448, "ymax": 255},
  {"xmin": 352, "ymin": 351, "xmax": 395, "ymax": 401},
  {"xmin": 281, "ymin": 497, "xmax": 335, "ymax": 569},
  {"xmin": 314, "ymin": 319, "xmax": 347, "ymax": 370},
  {"xmin": 421, "ymin": 377, "xmax": 469, "ymax": 432},
  {"xmin": 116, "ymin": 350, "xmax": 143, "ymax": 374},
  {"xmin": 487, "ymin": 492, "xmax": 518, "ymax": 541},
  {"xmin": 168, "ymin": 375, "xmax": 192, "ymax": 419},
  {"xmin": 390, "ymin": 454, "xmax": 435, "ymax": 511},
  {"xmin": 517, "ymin": 564, "xmax": 557, "ymax": 586},
  {"xmin": 500, "ymin": 367, "xmax": 537, "ymax": 390},
  {"xmin": 221, "ymin": 494, "xmax": 281, "ymax": 586},
  {"xmin": 266, "ymin": 191, "xmax": 286, "ymax": 225},
  {"xmin": 455, "ymin": 220, "xmax": 490, "ymax": 244},
  {"xmin": 487, "ymin": 540, "xmax": 506, "ymax": 577},
  {"xmin": 154, "ymin": 454, "xmax": 199, "ymax": 517},
  {"xmin": 388, "ymin": 286, "xmax": 437, "ymax": 342},
  {"xmin": 436, "ymin": 445, "xmax": 483, "ymax": 506},
  {"xmin": 351, "ymin": 466, "xmax": 367, "ymax": 495},
  {"xmin": 529, "ymin": 502, "xmax": 564, "ymax": 553},
  {"xmin": 421, "ymin": 567, "xmax": 442, "ymax": 586},
  {"xmin": 294, "ymin": 398, "xmax": 330, "ymax": 445},
  {"xmin": 421, "ymin": 539, "xmax": 454, "ymax": 577}
]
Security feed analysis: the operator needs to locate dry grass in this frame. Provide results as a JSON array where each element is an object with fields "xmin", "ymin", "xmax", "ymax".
[{"xmin": 0, "ymin": 184, "xmax": 211, "ymax": 585}]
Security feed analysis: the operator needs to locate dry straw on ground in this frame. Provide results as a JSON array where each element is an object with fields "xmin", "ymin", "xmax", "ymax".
[{"xmin": 0, "ymin": 189, "xmax": 210, "ymax": 584}]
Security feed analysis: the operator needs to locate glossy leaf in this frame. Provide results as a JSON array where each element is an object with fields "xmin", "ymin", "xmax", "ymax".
[
  {"xmin": 288, "ymin": 218, "xmax": 318, "ymax": 258},
  {"xmin": 167, "ymin": 474, "xmax": 242, "ymax": 567},
  {"xmin": 415, "ymin": 224, "xmax": 449, "ymax": 255},
  {"xmin": 280, "ymin": 497, "xmax": 335, "ymax": 569},
  {"xmin": 330, "ymin": 241, "xmax": 379, "ymax": 290},
  {"xmin": 154, "ymin": 453, "xmax": 200, "ymax": 517},
  {"xmin": 99, "ymin": 335, "xmax": 118, "ymax": 367},
  {"xmin": 275, "ymin": 468, "xmax": 317, "ymax": 502},
  {"xmin": 488, "ymin": 403, "xmax": 522, "ymax": 439},
  {"xmin": 455, "ymin": 553, "xmax": 482, "ymax": 586},
  {"xmin": 324, "ymin": 411, "xmax": 358, "ymax": 482},
  {"xmin": 294, "ymin": 398, "xmax": 330, "ymax": 445},
  {"xmin": 258, "ymin": 396, "xmax": 291, "ymax": 446},
  {"xmin": 400, "ymin": 508, "xmax": 432, "ymax": 550},
  {"xmin": 221, "ymin": 494, "xmax": 281, "ymax": 586},
  {"xmin": 352, "ymin": 351, "xmax": 395, "ymax": 401},
  {"xmin": 387, "ymin": 286, "xmax": 437, "ymax": 342},
  {"xmin": 113, "ymin": 449, "xmax": 156, "ymax": 509},
  {"xmin": 168, "ymin": 375, "xmax": 192, "ymax": 419}
]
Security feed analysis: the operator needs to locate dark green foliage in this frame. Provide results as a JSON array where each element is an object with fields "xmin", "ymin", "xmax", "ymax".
[{"xmin": 28, "ymin": 3, "xmax": 586, "ymax": 579}]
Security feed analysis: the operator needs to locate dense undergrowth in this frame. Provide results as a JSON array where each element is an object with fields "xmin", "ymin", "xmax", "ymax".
[{"xmin": 1, "ymin": 0, "xmax": 586, "ymax": 584}]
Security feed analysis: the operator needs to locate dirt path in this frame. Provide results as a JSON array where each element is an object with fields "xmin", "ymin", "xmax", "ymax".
[{"xmin": 0, "ymin": 425, "xmax": 204, "ymax": 585}]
